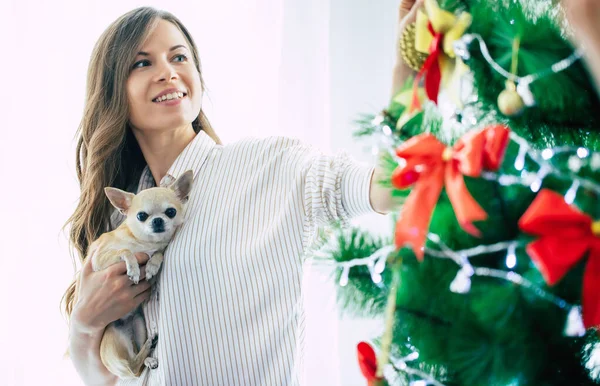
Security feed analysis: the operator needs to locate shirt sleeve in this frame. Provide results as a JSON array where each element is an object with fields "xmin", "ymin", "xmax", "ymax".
[{"xmin": 301, "ymin": 146, "xmax": 376, "ymax": 228}]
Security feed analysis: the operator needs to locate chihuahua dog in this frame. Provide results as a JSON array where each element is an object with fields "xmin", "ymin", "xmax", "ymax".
[{"xmin": 88, "ymin": 170, "xmax": 194, "ymax": 379}]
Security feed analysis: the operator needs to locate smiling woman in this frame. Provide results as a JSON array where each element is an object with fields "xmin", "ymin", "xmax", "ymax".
[
  {"xmin": 61, "ymin": 4, "xmax": 404, "ymax": 386},
  {"xmin": 62, "ymin": 8, "xmax": 223, "ymax": 386},
  {"xmin": 0, "ymin": 0, "xmax": 404, "ymax": 384}
]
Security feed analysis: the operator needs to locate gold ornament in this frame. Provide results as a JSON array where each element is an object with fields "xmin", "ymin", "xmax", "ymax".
[
  {"xmin": 399, "ymin": 22, "xmax": 428, "ymax": 71},
  {"xmin": 497, "ymin": 37, "xmax": 527, "ymax": 117},
  {"xmin": 498, "ymin": 81, "xmax": 525, "ymax": 117}
]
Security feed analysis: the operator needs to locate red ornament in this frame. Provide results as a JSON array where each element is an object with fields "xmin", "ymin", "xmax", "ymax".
[
  {"xmin": 357, "ymin": 342, "xmax": 384, "ymax": 386},
  {"xmin": 519, "ymin": 189, "xmax": 600, "ymax": 328},
  {"xmin": 392, "ymin": 124, "xmax": 510, "ymax": 260}
]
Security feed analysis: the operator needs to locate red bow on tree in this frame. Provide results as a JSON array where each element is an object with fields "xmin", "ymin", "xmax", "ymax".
[
  {"xmin": 519, "ymin": 188, "xmax": 600, "ymax": 329},
  {"xmin": 357, "ymin": 342, "xmax": 385, "ymax": 386},
  {"xmin": 392, "ymin": 124, "xmax": 510, "ymax": 260}
]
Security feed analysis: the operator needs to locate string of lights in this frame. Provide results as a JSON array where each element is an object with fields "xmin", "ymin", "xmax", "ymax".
[
  {"xmin": 453, "ymin": 33, "xmax": 583, "ymax": 107},
  {"xmin": 329, "ymin": 232, "xmax": 584, "ymax": 337}
]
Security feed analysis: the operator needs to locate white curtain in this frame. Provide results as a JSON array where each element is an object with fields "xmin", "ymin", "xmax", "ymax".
[{"xmin": 0, "ymin": 0, "xmax": 397, "ymax": 385}]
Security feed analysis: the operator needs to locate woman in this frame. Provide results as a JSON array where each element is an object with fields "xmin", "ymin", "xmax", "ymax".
[{"xmin": 63, "ymin": 2, "xmax": 421, "ymax": 385}]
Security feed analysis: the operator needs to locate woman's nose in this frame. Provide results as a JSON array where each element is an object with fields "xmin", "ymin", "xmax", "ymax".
[{"xmin": 154, "ymin": 61, "xmax": 178, "ymax": 82}]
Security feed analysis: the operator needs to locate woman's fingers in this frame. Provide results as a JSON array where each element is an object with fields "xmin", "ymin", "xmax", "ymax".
[
  {"xmin": 72, "ymin": 250, "xmax": 156, "ymax": 330},
  {"xmin": 81, "ymin": 255, "xmax": 95, "ymax": 276},
  {"xmin": 131, "ymin": 280, "xmax": 152, "ymax": 296},
  {"xmin": 133, "ymin": 287, "xmax": 153, "ymax": 307},
  {"xmin": 399, "ymin": 0, "xmax": 423, "ymax": 22},
  {"xmin": 399, "ymin": 0, "xmax": 418, "ymax": 15},
  {"xmin": 400, "ymin": 0, "xmax": 424, "ymax": 23}
]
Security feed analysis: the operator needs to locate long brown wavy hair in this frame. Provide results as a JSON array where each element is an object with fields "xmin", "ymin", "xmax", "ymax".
[{"xmin": 61, "ymin": 7, "xmax": 220, "ymax": 320}]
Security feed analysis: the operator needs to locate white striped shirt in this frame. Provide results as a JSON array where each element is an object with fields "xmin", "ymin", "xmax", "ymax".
[{"xmin": 112, "ymin": 130, "xmax": 376, "ymax": 386}]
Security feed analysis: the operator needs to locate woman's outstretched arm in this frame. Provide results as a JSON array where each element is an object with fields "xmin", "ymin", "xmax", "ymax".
[{"xmin": 371, "ymin": 1, "xmax": 424, "ymax": 214}]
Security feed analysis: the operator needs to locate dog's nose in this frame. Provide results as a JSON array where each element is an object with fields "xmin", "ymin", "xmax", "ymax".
[{"xmin": 152, "ymin": 218, "xmax": 165, "ymax": 233}]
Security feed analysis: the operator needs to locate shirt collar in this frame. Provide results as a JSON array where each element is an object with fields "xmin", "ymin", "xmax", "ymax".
[{"xmin": 157, "ymin": 130, "xmax": 217, "ymax": 187}]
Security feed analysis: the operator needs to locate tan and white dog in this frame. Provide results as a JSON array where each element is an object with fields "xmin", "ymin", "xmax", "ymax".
[{"xmin": 88, "ymin": 170, "xmax": 193, "ymax": 379}]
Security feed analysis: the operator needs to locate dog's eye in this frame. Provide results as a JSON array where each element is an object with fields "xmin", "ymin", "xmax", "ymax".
[
  {"xmin": 137, "ymin": 212, "xmax": 149, "ymax": 222},
  {"xmin": 165, "ymin": 208, "xmax": 177, "ymax": 218}
]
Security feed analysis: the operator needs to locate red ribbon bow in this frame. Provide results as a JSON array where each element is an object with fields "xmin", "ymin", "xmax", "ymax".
[
  {"xmin": 411, "ymin": 22, "xmax": 443, "ymax": 112},
  {"xmin": 392, "ymin": 125, "xmax": 510, "ymax": 260},
  {"xmin": 519, "ymin": 189, "xmax": 600, "ymax": 329},
  {"xmin": 357, "ymin": 342, "xmax": 384, "ymax": 386}
]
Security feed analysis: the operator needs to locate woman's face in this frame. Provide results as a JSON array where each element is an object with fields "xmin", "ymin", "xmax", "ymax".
[{"xmin": 126, "ymin": 19, "xmax": 202, "ymax": 133}]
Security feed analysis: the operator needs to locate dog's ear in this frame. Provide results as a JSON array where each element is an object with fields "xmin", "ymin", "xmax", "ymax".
[
  {"xmin": 171, "ymin": 170, "xmax": 194, "ymax": 203},
  {"xmin": 104, "ymin": 187, "xmax": 135, "ymax": 214}
]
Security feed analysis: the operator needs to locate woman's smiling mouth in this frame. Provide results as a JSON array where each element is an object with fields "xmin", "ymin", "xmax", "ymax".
[{"xmin": 153, "ymin": 91, "xmax": 187, "ymax": 103}]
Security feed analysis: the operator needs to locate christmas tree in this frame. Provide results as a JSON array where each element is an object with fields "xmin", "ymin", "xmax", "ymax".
[{"xmin": 318, "ymin": 0, "xmax": 600, "ymax": 384}]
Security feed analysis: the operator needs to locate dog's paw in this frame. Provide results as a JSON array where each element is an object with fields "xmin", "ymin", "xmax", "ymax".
[
  {"xmin": 145, "ymin": 259, "xmax": 162, "ymax": 281},
  {"xmin": 144, "ymin": 357, "xmax": 159, "ymax": 369},
  {"xmin": 127, "ymin": 265, "xmax": 141, "ymax": 284}
]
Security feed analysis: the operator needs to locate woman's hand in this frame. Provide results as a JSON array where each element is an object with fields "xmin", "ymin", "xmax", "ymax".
[
  {"xmin": 564, "ymin": 0, "xmax": 600, "ymax": 45},
  {"xmin": 563, "ymin": 0, "xmax": 600, "ymax": 92},
  {"xmin": 397, "ymin": 0, "xmax": 423, "ymax": 41},
  {"xmin": 392, "ymin": 0, "xmax": 424, "ymax": 97},
  {"xmin": 67, "ymin": 253, "xmax": 151, "ymax": 386},
  {"xmin": 71, "ymin": 252, "xmax": 152, "ymax": 334}
]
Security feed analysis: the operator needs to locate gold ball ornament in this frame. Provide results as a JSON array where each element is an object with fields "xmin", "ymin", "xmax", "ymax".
[
  {"xmin": 399, "ymin": 22, "xmax": 429, "ymax": 71},
  {"xmin": 497, "ymin": 83, "xmax": 525, "ymax": 117}
]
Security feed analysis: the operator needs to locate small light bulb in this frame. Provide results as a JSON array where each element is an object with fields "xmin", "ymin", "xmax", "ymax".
[
  {"xmin": 577, "ymin": 147, "xmax": 589, "ymax": 158},
  {"xmin": 405, "ymin": 352, "xmax": 419, "ymax": 361},
  {"xmin": 530, "ymin": 179, "xmax": 542, "ymax": 193},
  {"xmin": 564, "ymin": 180, "xmax": 580, "ymax": 204},
  {"xmin": 372, "ymin": 273, "xmax": 382, "ymax": 284},
  {"xmin": 339, "ymin": 267, "xmax": 350, "ymax": 287},
  {"xmin": 591, "ymin": 153, "xmax": 600, "ymax": 170},
  {"xmin": 506, "ymin": 251, "xmax": 517, "ymax": 269},
  {"xmin": 514, "ymin": 146, "xmax": 527, "ymax": 171},
  {"xmin": 530, "ymin": 167, "xmax": 550, "ymax": 193},
  {"xmin": 541, "ymin": 149, "xmax": 554, "ymax": 160}
]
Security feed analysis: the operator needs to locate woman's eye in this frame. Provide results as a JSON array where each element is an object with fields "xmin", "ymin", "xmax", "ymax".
[
  {"xmin": 132, "ymin": 60, "xmax": 150, "ymax": 69},
  {"xmin": 173, "ymin": 54, "xmax": 187, "ymax": 63}
]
